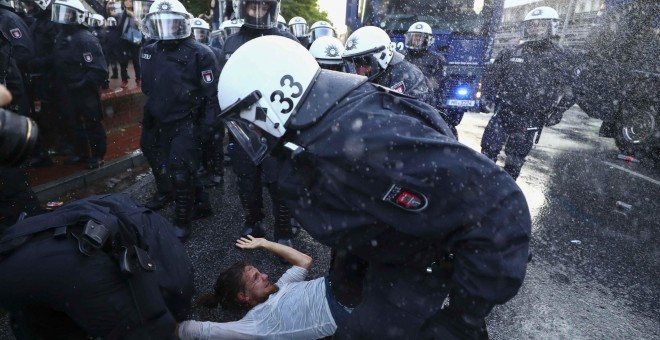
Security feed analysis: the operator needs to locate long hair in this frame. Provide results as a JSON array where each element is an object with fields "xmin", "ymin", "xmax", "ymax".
[{"xmin": 196, "ymin": 261, "xmax": 253, "ymax": 311}]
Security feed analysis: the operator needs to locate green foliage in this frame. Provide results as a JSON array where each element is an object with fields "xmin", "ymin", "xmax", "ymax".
[
  {"xmin": 181, "ymin": 0, "xmax": 211, "ymax": 17},
  {"xmin": 281, "ymin": 0, "xmax": 330, "ymax": 25}
]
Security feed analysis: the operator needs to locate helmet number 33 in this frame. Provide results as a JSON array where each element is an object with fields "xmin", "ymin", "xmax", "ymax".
[{"xmin": 270, "ymin": 75, "xmax": 303, "ymax": 114}]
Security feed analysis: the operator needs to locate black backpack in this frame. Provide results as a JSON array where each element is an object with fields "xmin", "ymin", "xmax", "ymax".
[{"xmin": 0, "ymin": 193, "xmax": 194, "ymax": 339}]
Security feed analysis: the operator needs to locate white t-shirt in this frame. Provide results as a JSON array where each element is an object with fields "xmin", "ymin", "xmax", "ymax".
[{"xmin": 179, "ymin": 266, "xmax": 337, "ymax": 340}]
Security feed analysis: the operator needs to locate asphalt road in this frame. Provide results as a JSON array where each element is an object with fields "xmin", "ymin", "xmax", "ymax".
[{"xmin": 1, "ymin": 107, "xmax": 658, "ymax": 339}]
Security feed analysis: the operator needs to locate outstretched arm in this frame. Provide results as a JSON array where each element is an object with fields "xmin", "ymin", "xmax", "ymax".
[{"xmin": 236, "ymin": 236, "xmax": 312, "ymax": 270}]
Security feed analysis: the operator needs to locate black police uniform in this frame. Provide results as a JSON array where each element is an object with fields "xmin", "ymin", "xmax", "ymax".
[
  {"xmin": 140, "ymin": 36, "xmax": 219, "ymax": 236},
  {"xmin": 372, "ymin": 51, "xmax": 433, "ymax": 106},
  {"xmin": 0, "ymin": 193, "xmax": 194, "ymax": 339},
  {"xmin": 90, "ymin": 25, "xmax": 110, "ymax": 88},
  {"xmin": 52, "ymin": 24, "xmax": 108, "ymax": 168},
  {"xmin": 271, "ymin": 71, "xmax": 531, "ymax": 338},
  {"xmin": 481, "ymin": 40, "xmax": 573, "ymax": 179},
  {"xmin": 0, "ymin": 6, "xmax": 34, "ymax": 74},
  {"xmin": 219, "ymin": 26, "xmax": 298, "ymax": 240},
  {"xmin": 199, "ymin": 45, "xmax": 225, "ymax": 187},
  {"xmin": 405, "ymin": 48, "xmax": 452, "ymax": 123}
]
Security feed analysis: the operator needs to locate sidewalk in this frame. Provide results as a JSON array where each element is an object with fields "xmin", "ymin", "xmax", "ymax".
[{"xmin": 29, "ymin": 62, "xmax": 148, "ymax": 203}]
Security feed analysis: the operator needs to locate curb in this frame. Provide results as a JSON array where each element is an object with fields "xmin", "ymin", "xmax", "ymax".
[{"xmin": 33, "ymin": 151, "xmax": 148, "ymax": 202}]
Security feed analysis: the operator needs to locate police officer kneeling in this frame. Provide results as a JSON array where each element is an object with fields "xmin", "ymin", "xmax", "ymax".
[
  {"xmin": 217, "ymin": 36, "xmax": 532, "ymax": 339},
  {"xmin": 0, "ymin": 193, "xmax": 194, "ymax": 339}
]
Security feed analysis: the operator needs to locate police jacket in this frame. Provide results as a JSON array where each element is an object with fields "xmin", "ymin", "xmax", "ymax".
[
  {"xmin": 219, "ymin": 26, "xmax": 298, "ymax": 71},
  {"xmin": 141, "ymin": 37, "xmax": 219, "ymax": 125},
  {"xmin": 484, "ymin": 40, "xmax": 574, "ymax": 116},
  {"xmin": 0, "ymin": 30, "xmax": 25, "ymax": 112},
  {"xmin": 52, "ymin": 25, "xmax": 108, "ymax": 90},
  {"xmin": 372, "ymin": 51, "xmax": 432, "ymax": 104},
  {"xmin": 0, "ymin": 7, "xmax": 34, "ymax": 72},
  {"xmin": 405, "ymin": 49, "xmax": 445, "ymax": 107},
  {"xmin": 276, "ymin": 72, "xmax": 532, "ymax": 329},
  {"xmin": 28, "ymin": 9, "xmax": 59, "ymax": 73}
]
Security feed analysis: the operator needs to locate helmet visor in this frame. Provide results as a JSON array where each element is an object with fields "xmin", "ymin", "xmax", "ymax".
[
  {"xmin": 225, "ymin": 118, "xmax": 277, "ymax": 165},
  {"xmin": 224, "ymin": 23, "xmax": 241, "ymax": 36},
  {"xmin": 522, "ymin": 19, "xmax": 551, "ymax": 41},
  {"xmin": 343, "ymin": 54, "xmax": 382, "ymax": 80},
  {"xmin": 144, "ymin": 12, "xmax": 191, "ymax": 40},
  {"xmin": 193, "ymin": 28, "xmax": 210, "ymax": 44},
  {"xmin": 289, "ymin": 23, "xmax": 307, "ymax": 37},
  {"xmin": 239, "ymin": 1, "xmax": 278, "ymax": 29},
  {"xmin": 310, "ymin": 27, "xmax": 334, "ymax": 43},
  {"xmin": 51, "ymin": 4, "xmax": 79, "ymax": 24},
  {"xmin": 405, "ymin": 32, "xmax": 429, "ymax": 50}
]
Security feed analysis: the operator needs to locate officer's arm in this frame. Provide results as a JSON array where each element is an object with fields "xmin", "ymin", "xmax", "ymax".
[
  {"xmin": 5, "ymin": 18, "xmax": 34, "ymax": 71},
  {"xmin": 71, "ymin": 40, "xmax": 108, "ymax": 89},
  {"xmin": 236, "ymin": 236, "xmax": 313, "ymax": 270},
  {"xmin": 481, "ymin": 49, "xmax": 509, "ymax": 100},
  {"xmin": 198, "ymin": 47, "xmax": 220, "ymax": 127}
]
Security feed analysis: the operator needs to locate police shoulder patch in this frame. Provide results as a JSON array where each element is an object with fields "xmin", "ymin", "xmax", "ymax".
[
  {"xmin": 9, "ymin": 28, "xmax": 22, "ymax": 39},
  {"xmin": 391, "ymin": 81, "xmax": 406, "ymax": 93},
  {"xmin": 201, "ymin": 69, "xmax": 214, "ymax": 83},
  {"xmin": 382, "ymin": 184, "xmax": 428, "ymax": 212},
  {"xmin": 83, "ymin": 52, "xmax": 93, "ymax": 62}
]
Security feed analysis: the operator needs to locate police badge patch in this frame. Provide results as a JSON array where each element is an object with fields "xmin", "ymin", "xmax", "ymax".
[
  {"xmin": 201, "ymin": 70, "xmax": 214, "ymax": 83},
  {"xmin": 9, "ymin": 28, "xmax": 22, "ymax": 39},
  {"xmin": 83, "ymin": 52, "xmax": 93, "ymax": 62},
  {"xmin": 391, "ymin": 81, "xmax": 406, "ymax": 93},
  {"xmin": 382, "ymin": 184, "xmax": 428, "ymax": 212}
]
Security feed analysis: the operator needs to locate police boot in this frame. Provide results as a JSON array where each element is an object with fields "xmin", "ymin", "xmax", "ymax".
[
  {"xmin": 208, "ymin": 144, "xmax": 224, "ymax": 187},
  {"xmin": 173, "ymin": 172, "xmax": 194, "ymax": 240},
  {"xmin": 146, "ymin": 165, "xmax": 173, "ymax": 211}
]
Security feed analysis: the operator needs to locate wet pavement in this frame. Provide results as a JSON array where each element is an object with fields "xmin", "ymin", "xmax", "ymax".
[{"xmin": 0, "ymin": 106, "xmax": 658, "ymax": 339}]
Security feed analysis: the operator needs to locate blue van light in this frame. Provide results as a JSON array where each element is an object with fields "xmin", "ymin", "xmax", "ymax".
[{"xmin": 455, "ymin": 86, "xmax": 470, "ymax": 97}]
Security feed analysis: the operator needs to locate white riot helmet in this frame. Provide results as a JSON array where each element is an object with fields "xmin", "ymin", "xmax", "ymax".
[
  {"xmin": 288, "ymin": 16, "xmax": 307, "ymax": 38},
  {"xmin": 143, "ymin": 0, "xmax": 192, "ymax": 40},
  {"xmin": 342, "ymin": 26, "xmax": 394, "ymax": 80},
  {"xmin": 51, "ymin": 0, "xmax": 86, "ymax": 25},
  {"xmin": 106, "ymin": 16, "xmax": 117, "ymax": 27},
  {"xmin": 191, "ymin": 17, "xmax": 211, "ymax": 44},
  {"xmin": 87, "ymin": 13, "xmax": 105, "ymax": 28},
  {"xmin": 218, "ymin": 36, "xmax": 367, "ymax": 164},
  {"xmin": 277, "ymin": 14, "xmax": 286, "ymax": 31},
  {"xmin": 521, "ymin": 6, "xmax": 560, "ymax": 42},
  {"xmin": 309, "ymin": 21, "xmax": 335, "ymax": 45},
  {"xmin": 234, "ymin": 0, "xmax": 280, "ymax": 29},
  {"xmin": 405, "ymin": 21, "xmax": 434, "ymax": 50},
  {"xmin": 0, "ymin": 0, "xmax": 15, "ymax": 9},
  {"xmin": 309, "ymin": 36, "xmax": 344, "ymax": 71},
  {"xmin": 220, "ymin": 18, "xmax": 242, "ymax": 37}
]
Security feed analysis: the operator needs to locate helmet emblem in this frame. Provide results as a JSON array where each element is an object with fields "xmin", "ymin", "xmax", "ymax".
[
  {"xmin": 415, "ymin": 24, "xmax": 423, "ymax": 29},
  {"xmin": 195, "ymin": 20, "xmax": 201, "ymax": 25},
  {"xmin": 532, "ymin": 9, "xmax": 542, "ymax": 16},
  {"xmin": 295, "ymin": 18, "xmax": 301, "ymax": 22},
  {"xmin": 159, "ymin": 2, "xmax": 171, "ymax": 11},
  {"xmin": 325, "ymin": 44, "xmax": 339, "ymax": 58},
  {"xmin": 346, "ymin": 36, "xmax": 359, "ymax": 50}
]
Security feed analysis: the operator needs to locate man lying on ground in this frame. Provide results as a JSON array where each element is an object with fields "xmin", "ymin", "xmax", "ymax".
[{"xmin": 177, "ymin": 235, "xmax": 352, "ymax": 339}]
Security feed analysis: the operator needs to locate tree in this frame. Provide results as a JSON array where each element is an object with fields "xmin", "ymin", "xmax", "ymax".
[
  {"xmin": 181, "ymin": 0, "xmax": 211, "ymax": 18},
  {"xmin": 281, "ymin": 0, "xmax": 330, "ymax": 25}
]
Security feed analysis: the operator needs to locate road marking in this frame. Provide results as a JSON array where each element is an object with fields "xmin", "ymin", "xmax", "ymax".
[{"xmin": 602, "ymin": 161, "xmax": 660, "ymax": 186}]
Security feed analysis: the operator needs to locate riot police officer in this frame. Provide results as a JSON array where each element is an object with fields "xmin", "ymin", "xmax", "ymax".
[
  {"xmin": 0, "ymin": 193, "xmax": 194, "ymax": 339},
  {"xmin": 0, "ymin": 0, "xmax": 34, "ymax": 75},
  {"xmin": 192, "ymin": 17, "xmax": 224, "ymax": 187},
  {"xmin": 404, "ymin": 22, "xmax": 450, "ymax": 130},
  {"xmin": 309, "ymin": 35, "xmax": 345, "ymax": 71},
  {"xmin": 276, "ymin": 13, "xmax": 286, "ymax": 32},
  {"xmin": 480, "ymin": 6, "xmax": 574, "ymax": 180},
  {"xmin": 87, "ymin": 13, "xmax": 109, "ymax": 89},
  {"xmin": 140, "ymin": 0, "xmax": 217, "ymax": 238},
  {"xmin": 216, "ymin": 36, "xmax": 532, "ymax": 339},
  {"xmin": 51, "ymin": 0, "xmax": 108, "ymax": 169},
  {"xmin": 308, "ymin": 20, "xmax": 335, "ymax": 46},
  {"xmin": 288, "ymin": 16, "xmax": 309, "ymax": 48},
  {"xmin": 219, "ymin": 0, "xmax": 297, "ymax": 245},
  {"xmin": 343, "ymin": 26, "xmax": 434, "ymax": 108}
]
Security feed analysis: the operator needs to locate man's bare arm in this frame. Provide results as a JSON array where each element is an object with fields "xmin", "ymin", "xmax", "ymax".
[{"xmin": 236, "ymin": 236, "xmax": 313, "ymax": 270}]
